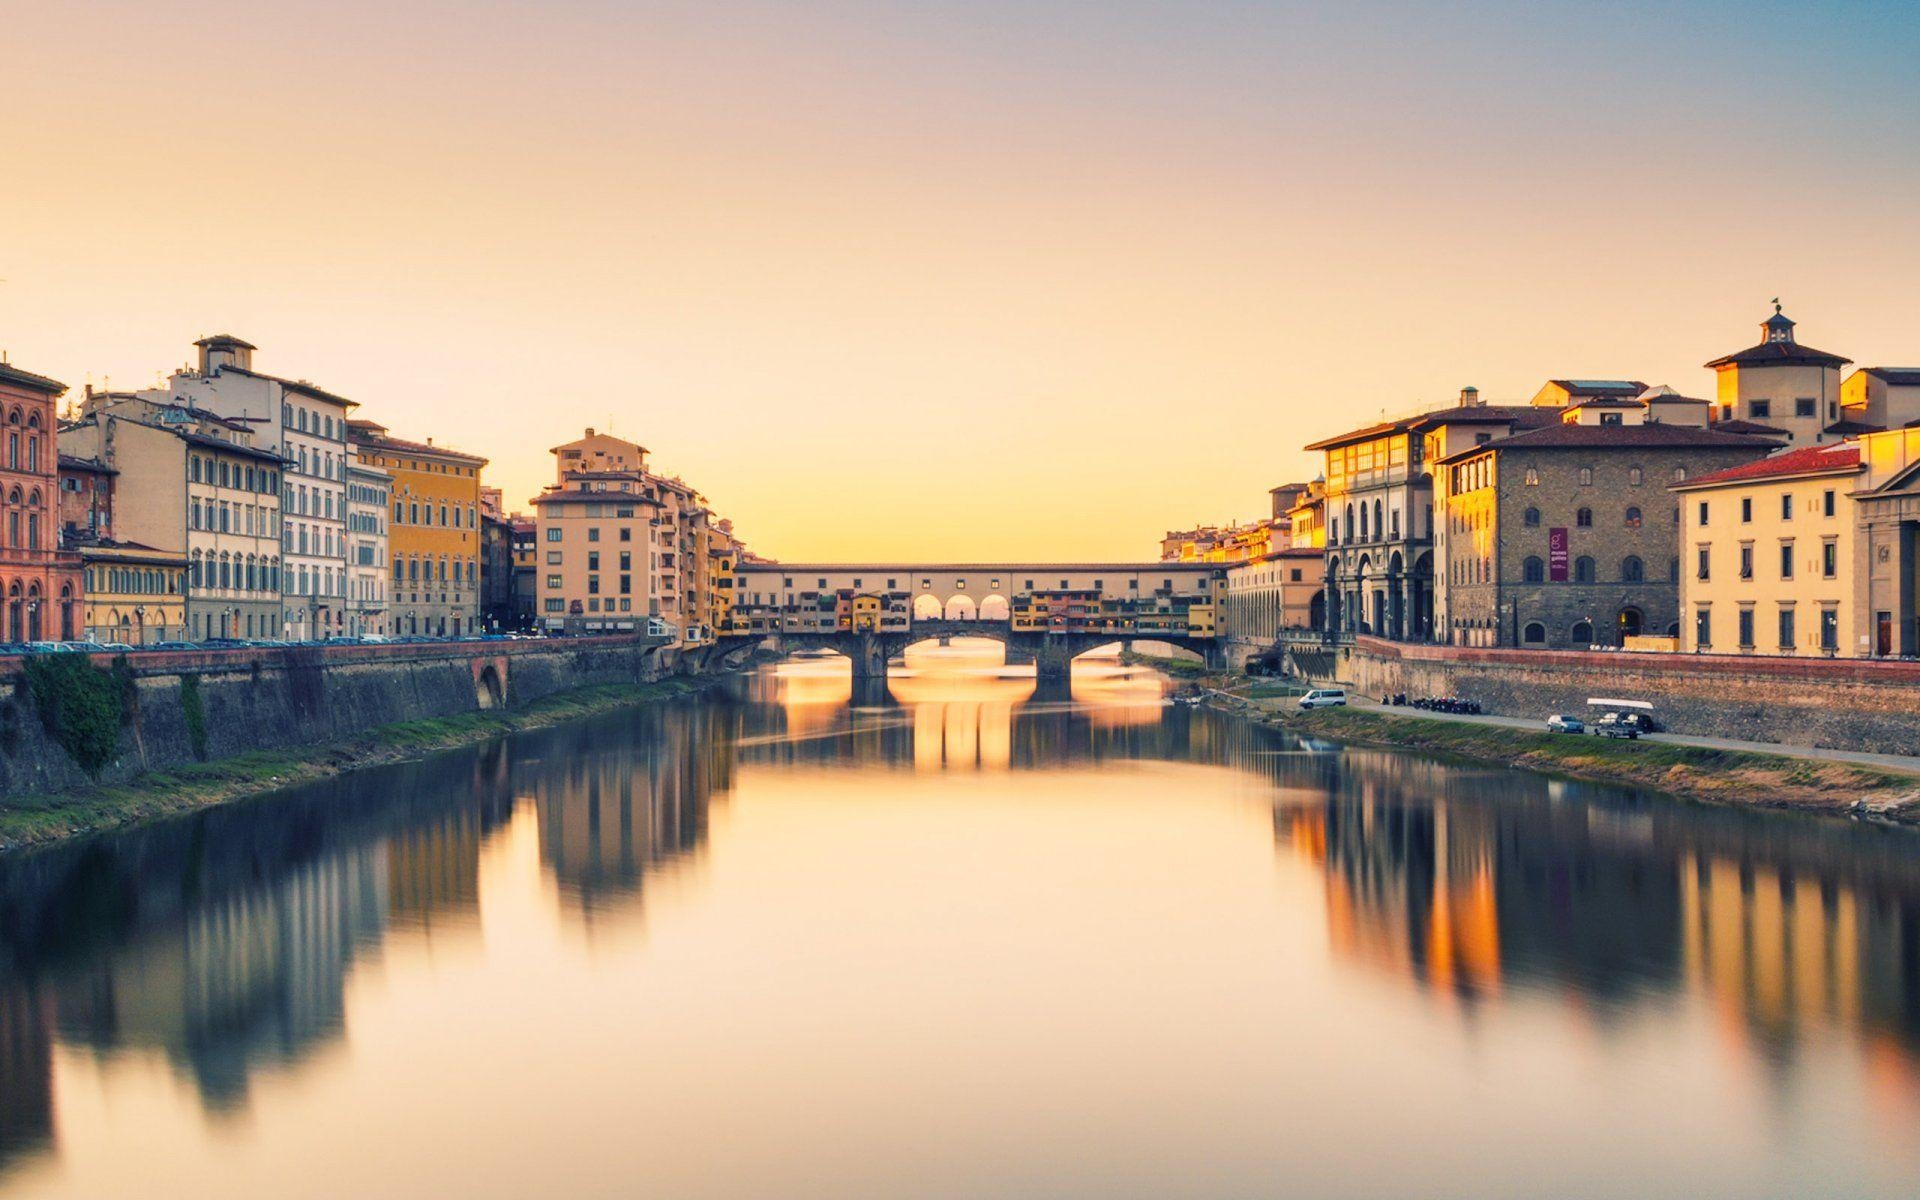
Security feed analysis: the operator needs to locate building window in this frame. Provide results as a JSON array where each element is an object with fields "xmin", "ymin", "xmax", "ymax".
[
  {"xmin": 1822, "ymin": 539, "xmax": 1837, "ymax": 578},
  {"xmin": 546, "ymin": 551, "xmax": 562, "ymax": 565},
  {"xmin": 1624, "ymin": 506, "xmax": 1642, "ymax": 529},
  {"xmin": 1780, "ymin": 541, "xmax": 1794, "ymax": 579},
  {"xmin": 1738, "ymin": 607, "xmax": 1755, "ymax": 648},
  {"xmin": 1628, "ymin": 467, "xmax": 1643, "ymax": 486},
  {"xmin": 1778, "ymin": 606, "xmax": 1796, "ymax": 650},
  {"xmin": 1695, "ymin": 606, "xmax": 1711, "ymax": 650},
  {"xmin": 1524, "ymin": 467, "xmax": 1539, "ymax": 486},
  {"xmin": 1820, "ymin": 607, "xmax": 1839, "ymax": 652},
  {"xmin": 1696, "ymin": 545, "xmax": 1710, "ymax": 580},
  {"xmin": 1697, "ymin": 501, "xmax": 1709, "ymax": 526},
  {"xmin": 1523, "ymin": 556, "xmax": 1544, "ymax": 583},
  {"xmin": 1740, "ymin": 497, "xmax": 1753, "ymax": 523},
  {"xmin": 1578, "ymin": 467, "xmax": 1593, "ymax": 486},
  {"xmin": 1795, "ymin": 398, "xmax": 1816, "ymax": 418},
  {"xmin": 1571, "ymin": 620, "xmax": 1594, "ymax": 645},
  {"xmin": 1575, "ymin": 507, "xmax": 1592, "ymax": 528},
  {"xmin": 1673, "ymin": 467, "xmax": 1687, "ymax": 482},
  {"xmin": 1739, "ymin": 543, "xmax": 1754, "ymax": 579},
  {"xmin": 1574, "ymin": 556, "xmax": 1595, "ymax": 584},
  {"xmin": 1622, "ymin": 555, "xmax": 1643, "ymax": 582},
  {"xmin": 1781, "ymin": 494, "xmax": 1793, "ymax": 520},
  {"xmin": 1523, "ymin": 621, "xmax": 1545, "ymax": 644},
  {"xmin": 1823, "ymin": 489, "xmax": 1836, "ymax": 517},
  {"xmin": 546, "ymin": 527, "xmax": 562, "ymax": 542},
  {"xmin": 546, "ymin": 574, "xmax": 562, "ymax": 589},
  {"xmin": 1523, "ymin": 506, "xmax": 1540, "ymax": 527},
  {"xmin": 1750, "ymin": 400, "xmax": 1771, "ymax": 420}
]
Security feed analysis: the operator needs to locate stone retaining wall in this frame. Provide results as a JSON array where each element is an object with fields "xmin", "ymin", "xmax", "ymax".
[
  {"xmin": 1303, "ymin": 637, "xmax": 1920, "ymax": 755},
  {"xmin": 0, "ymin": 635, "xmax": 729, "ymax": 799}
]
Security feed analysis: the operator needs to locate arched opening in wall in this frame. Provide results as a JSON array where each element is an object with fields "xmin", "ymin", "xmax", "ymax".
[
  {"xmin": 1522, "ymin": 621, "xmax": 1546, "ymax": 645},
  {"xmin": 977, "ymin": 594, "xmax": 1010, "ymax": 622},
  {"xmin": 477, "ymin": 663, "xmax": 505, "ymax": 710},
  {"xmin": 1616, "ymin": 607, "xmax": 1643, "ymax": 640},
  {"xmin": 1570, "ymin": 620, "xmax": 1594, "ymax": 646},
  {"xmin": 911, "ymin": 593, "xmax": 943, "ymax": 621},
  {"xmin": 943, "ymin": 594, "xmax": 978, "ymax": 621},
  {"xmin": 1308, "ymin": 589, "xmax": 1326, "ymax": 631}
]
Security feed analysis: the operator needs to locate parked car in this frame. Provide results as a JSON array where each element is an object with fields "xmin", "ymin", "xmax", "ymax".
[
  {"xmin": 359, "ymin": 634, "xmax": 394, "ymax": 645},
  {"xmin": 1546, "ymin": 714, "xmax": 1586, "ymax": 734},
  {"xmin": 1592, "ymin": 712, "xmax": 1641, "ymax": 739},
  {"xmin": 1298, "ymin": 688, "xmax": 1348, "ymax": 710},
  {"xmin": 150, "ymin": 640, "xmax": 201, "ymax": 650},
  {"xmin": 94, "ymin": 641, "xmax": 136, "ymax": 652}
]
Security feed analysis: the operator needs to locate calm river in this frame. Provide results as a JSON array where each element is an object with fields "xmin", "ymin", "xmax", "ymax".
[{"xmin": 3, "ymin": 644, "xmax": 1920, "ymax": 1198}]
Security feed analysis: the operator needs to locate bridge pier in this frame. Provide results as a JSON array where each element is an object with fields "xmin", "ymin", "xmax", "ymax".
[
  {"xmin": 846, "ymin": 632, "xmax": 892, "ymax": 681},
  {"xmin": 1034, "ymin": 634, "xmax": 1075, "ymax": 684}
]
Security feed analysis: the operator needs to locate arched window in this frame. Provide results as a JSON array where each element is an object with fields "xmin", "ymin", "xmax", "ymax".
[
  {"xmin": 1359, "ymin": 504, "xmax": 1369, "ymax": 539},
  {"xmin": 1622, "ymin": 555, "xmax": 1644, "ymax": 582},
  {"xmin": 1523, "ymin": 506, "xmax": 1540, "ymax": 527},
  {"xmin": 1571, "ymin": 620, "xmax": 1594, "ymax": 645},
  {"xmin": 1628, "ymin": 466, "xmax": 1643, "ymax": 486},
  {"xmin": 1524, "ymin": 467, "xmax": 1539, "ymax": 486},
  {"xmin": 1372, "ymin": 500, "xmax": 1383, "ymax": 541},
  {"xmin": 1523, "ymin": 556, "xmax": 1545, "ymax": 583},
  {"xmin": 1578, "ymin": 467, "xmax": 1593, "ymax": 486},
  {"xmin": 1574, "ymin": 555, "xmax": 1596, "ymax": 583},
  {"xmin": 1624, "ymin": 506, "xmax": 1642, "ymax": 529},
  {"xmin": 1576, "ymin": 507, "xmax": 1593, "ymax": 528},
  {"xmin": 1523, "ymin": 621, "xmax": 1546, "ymax": 644}
]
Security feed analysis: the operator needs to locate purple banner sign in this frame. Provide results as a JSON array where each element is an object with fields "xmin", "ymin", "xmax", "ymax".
[{"xmin": 1548, "ymin": 528, "xmax": 1569, "ymax": 581}]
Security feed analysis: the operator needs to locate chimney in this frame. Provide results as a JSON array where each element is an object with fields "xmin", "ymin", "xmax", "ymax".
[{"xmin": 1459, "ymin": 386, "xmax": 1481, "ymax": 407}]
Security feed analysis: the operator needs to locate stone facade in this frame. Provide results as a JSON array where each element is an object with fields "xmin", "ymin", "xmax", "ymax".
[{"xmin": 1435, "ymin": 427, "xmax": 1775, "ymax": 649}]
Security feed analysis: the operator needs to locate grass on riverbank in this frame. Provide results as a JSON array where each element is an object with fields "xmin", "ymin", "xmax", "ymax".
[
  {"xmin": 0, "ymin": 680, "xmax": 704, "ymax": 852},
  {"xmin": 1271, "ymin": 705, "xmax": 1920, "ymax": 820},
  {"xmin": 1117, "ymin": 651, "xmax": 1210, "ymax": 676}
]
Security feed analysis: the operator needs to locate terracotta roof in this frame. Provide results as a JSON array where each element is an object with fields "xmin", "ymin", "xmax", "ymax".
[
  {"xmin": 57, "ymin": 454, "xmax": 116, "ymax": 475},
  {"xmin": 529, "ymin": 489, "xmax": 663, "ymax": 507},
  {"xmin": 1709, "ymin": 418, "xmax": 1789, "ymax": 435},
  {"xmin": 1407, "ymin": 404, "xmax": 1562, "ymax": 430},
  {"xmin": 1673, "ymin": 443, "xmax": 1862, "ymax": 490},
  {"xmin": 1858, "ymin": 367, "xmax": 1920, "ymax": 387},
  {"xmin": 1644, "ymin": 393, "xmax": 1711, "ymax": 405},
  {"xmin": 1704, "ymin": 340, "xmax": 1849, "ymax": 370},
  {"xmin": 1303, "ymin": 414, "xmax": 1420, "ymax": 452},
  {"xmin": 1547, "ymin": 379, "xmax": 1647, "ymax": 397},
  {"xmin": 1823, "ymin": 418, "xmax": 1884, "ymax": 436},
  {"xmin": 349, "ymin": 427, "xmax": 488, "ymax": 466},
  {"xmin": 177, "ymin": 430, "xmax": 290, "ymax": 463},
  {"xmin": 215, "ymin": 364, "xmax": 358, "ymax": 408},
  {"xmin": 0, "ymin": 362, "xmax": 67, "ymax": 395},
  {"xmin": 194, "ymin": 334, "xmax": 258, "ymax": 351},
  {"xmin": 1437, "ymin": 421, "xmax": 1783, "ymax": 465}
]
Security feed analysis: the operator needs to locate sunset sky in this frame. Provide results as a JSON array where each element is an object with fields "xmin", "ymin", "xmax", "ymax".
[{"xmin": 5, "ymin": 1, "xmax": 1918, "ymax": 561}]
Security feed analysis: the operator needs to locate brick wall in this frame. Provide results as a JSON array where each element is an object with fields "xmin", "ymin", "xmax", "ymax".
[{"xmin": 1311, "ymin": 636, "xmax": 1920, "ymax": 755}]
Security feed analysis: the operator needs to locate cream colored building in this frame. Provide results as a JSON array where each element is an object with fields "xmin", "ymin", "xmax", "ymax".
[
  {"xmin": 1704, "ymin": 305, "xmax": 1850, "ymax": 446},
  {"xmin": 1672, "ymin": 442, "xmax": 1863, "ymax": 656},
  {"xmin": 63, "ymin": 392, "xmax": 287, "ymax": 640}
]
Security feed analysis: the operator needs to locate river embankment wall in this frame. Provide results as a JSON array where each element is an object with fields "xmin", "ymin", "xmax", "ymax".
[
  {"xmin": 0, "ymin": 636, "xmax": 719, "ymax": 799},
  {"xmin": 1292, "ymin": 636, "xmax": 1920, "ymax": 756}
]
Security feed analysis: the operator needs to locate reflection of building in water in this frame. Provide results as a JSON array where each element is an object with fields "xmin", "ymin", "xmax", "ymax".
[
  {"xmin": 530, "ymin": 702, "xmax": 737, "ymax": 919},
  {"xmin": 1274, "ymin": 743, "xmax": 1920, "ymax": 1078},
  {"xmin": 1682, "ymin": 853, "xmax": 1920, "ymax": 1067},
  {"xmin": 52, "ymin": 848, "xmax": 390, "ymax": 1111},
  {"xmin": 0, "ymin": 987, "xmax": 54, "ymax": 1175}
]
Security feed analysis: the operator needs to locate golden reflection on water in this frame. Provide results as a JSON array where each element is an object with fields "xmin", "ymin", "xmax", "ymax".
[{"xmin": 768, "ymin": 638, "xmax": 1168, "ymax": 769}]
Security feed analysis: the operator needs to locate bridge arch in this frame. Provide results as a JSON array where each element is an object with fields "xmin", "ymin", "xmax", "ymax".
[
  {"xmin": 977, "ymin": 594, "xmax": 1010, "ymax": 621},
  {"xmin": 943, "ymin": 594, "xmax": 978, "ymax": 621},
  {"xmin": 912, "ymin": 593, "xmax": 943, "ymax": 621}
]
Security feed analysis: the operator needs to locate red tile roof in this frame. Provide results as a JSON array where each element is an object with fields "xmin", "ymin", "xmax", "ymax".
[
  {"xmin": 1437, "ymin": 422, "xmax": 1782, "ymax": 464},
  {"xmin": 1673, "ymin": 443, "xmax": 1862, "ymax": 489},
  {"xmin": 1704, "ymin": 340, "xmax": 1850, "ymax": 370}
]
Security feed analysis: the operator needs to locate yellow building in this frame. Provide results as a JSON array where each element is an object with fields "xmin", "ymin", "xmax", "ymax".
[
  {"xmin": 1705, "ymin": 305, "xmax": 1850, "ymax": 447},
  {"xmin": 80, "ymin": 542, "xmax": 189, "ymax": 643},
  {"xmin": 1672, "ymin": 442, "xmax": 1863, "ymax": 656},
  {"xmin": 349, "ymin": 420, "xmax": 487, "ymax": 637}
]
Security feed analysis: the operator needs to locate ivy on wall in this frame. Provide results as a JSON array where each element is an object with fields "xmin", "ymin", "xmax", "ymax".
[
  {"xmin": 23, "ymin": 655, "xmax": 134, "ymax": 777},
  {"xmin": 179, "ymin": 674, "xmax": 208, "ymax": 760}
]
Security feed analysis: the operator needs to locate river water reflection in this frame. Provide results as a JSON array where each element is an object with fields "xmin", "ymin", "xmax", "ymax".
[{"xmin": 3, "ymin": 644, "xmax": 1920, "ymax": 1198}]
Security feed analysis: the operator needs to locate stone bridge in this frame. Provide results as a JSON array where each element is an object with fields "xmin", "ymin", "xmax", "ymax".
[{"xmin": 701, "ymin": 619, "xmax": 1223, "ymax": 682}]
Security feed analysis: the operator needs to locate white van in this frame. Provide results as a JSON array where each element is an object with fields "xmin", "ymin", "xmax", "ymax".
[{"xmin": 1298, "ymin": 688, "xmax": 1348, "ymax": 710}]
